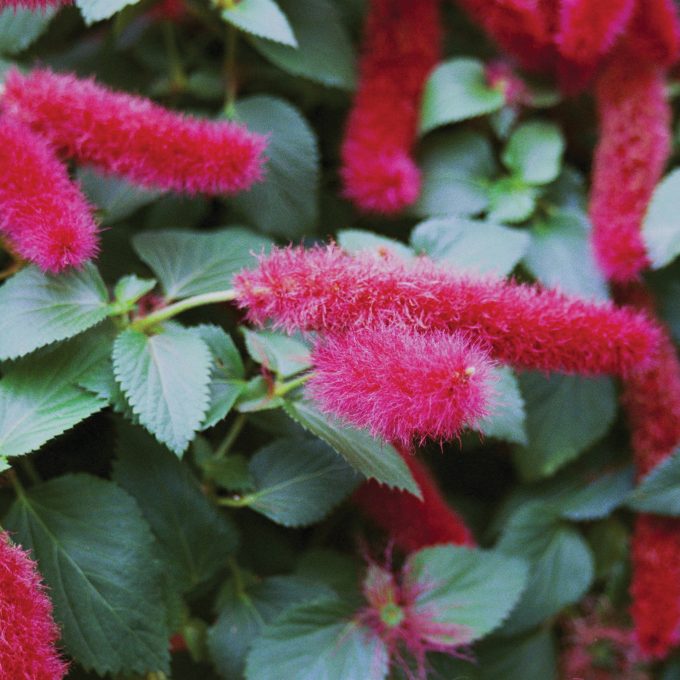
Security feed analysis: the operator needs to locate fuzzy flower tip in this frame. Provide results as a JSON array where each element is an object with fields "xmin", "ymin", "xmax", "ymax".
[
  {"xmin": 3, "ymin": 68, "xmax": 266, "ymax": 196},
  {"xmin": 358, "ymin": 557, "xmax": 473, "ymax": 680},
  {"xmin": 0, "ymin": 532, "xmax": 67, "ymax": 679},
  {"xmin": 590, "ymin": 50, "xmax": 671, "ymax": 283},
  {"xmin": 626, "ymin": 0, "xmax": 680, "ymax": 68},
  {"xmin": 340, "ymin": 0, "xmax": 440, "ymax": 214},
  {"xmin": 234, "ymin": 245, "xmax": 661, "ymax": 377},
  {"xmin": 308, "ymin": 327, "xmax": 495, "ymax": 447},
  {"xmin": 630, "ymin": 515, "xmax": 680, "ymax": 659},
  {"xmin": 354, "ymin": 451, "xmax": 475, "ymax": 553},
  {"xmin": 0, "ymin": 117, "xmax": 98, "ymax": 272}
]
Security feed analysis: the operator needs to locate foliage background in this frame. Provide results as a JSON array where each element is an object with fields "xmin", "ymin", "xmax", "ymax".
[{"xmin": 2, "ymin": 0, "xmax": 680, "ymax": 678}]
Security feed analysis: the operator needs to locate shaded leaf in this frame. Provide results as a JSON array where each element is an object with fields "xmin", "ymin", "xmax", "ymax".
[
  {"xmin": 628, "ymin": 448, "xmax": 680, "ymax": 515},
  {"xmin": 242, "ymin": 328, "xmax": 310, "ymax": 377},
  {"xmin": 220, "ymin": 0, "xmax": 297, "ymax": 46},
  {"xmin": 642, "ymin": 169, "xmax": 680, "ymax": 269},
  {"xmin": 502, "ymin": 121, "xmax": 565, "ymax": 185}
]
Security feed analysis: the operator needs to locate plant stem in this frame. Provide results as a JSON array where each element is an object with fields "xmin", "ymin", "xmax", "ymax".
[
  {"xmin": 129, "ymin": 289, "xmax": 237, "ymax": 332},
  {"xmin": 224, "ymin": 23, "xmax": 239, "ymax": 118},
  {"xmin": 162, "ymin": 21, "xmax": 187, "ymax": 91},
  {"xmin": 214, "ymin": 413, "xmax": 247, "ymax": 459},
  {"xmin": 274, "ymin": 372, "xmax": 312, "ymax": 398}
]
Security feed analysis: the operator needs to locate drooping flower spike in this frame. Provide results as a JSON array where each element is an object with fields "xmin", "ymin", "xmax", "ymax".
[
  {"xmin": 3, "ymin": 68, "xmax": 267, "ymax": 196},
  {"xmin": 615, "ymin": 283, "xmax": 680, "ymax": 659},
  {"xmin": 354, "ymin": 451, "xmax": 475, "ymax": 553},
  {"xmin": 0, "ymin": 117, "xmax": 98, "ymax": 272},
  {"xmin": 308, "ymin": 326, "xmax": 495, "ymax": 447},
  {"xmin": 340, "ymin": 0, "xmax": 442, "ymax": 214},
  {"xmin": 589, "ymin": 50, "xmax": 671, "ymax": 283},
  {"xmin": 234, "ymin": 245, "xmax": 660, "ymax": 377},
  {"xmin": 0, "ymin": 531, "xmax": 68, "ymax": 679}
]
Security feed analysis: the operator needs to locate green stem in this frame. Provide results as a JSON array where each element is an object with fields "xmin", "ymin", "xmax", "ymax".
[
  {"xmin": 224, "ymin": 23, "xmax": 239, "ymax": 118},
  {"xmin": 129, "ymin": 289, "xmax": 237, "ymax": 332},
  {"xmin": 162, "ymin": 21, "xmax": 187, "ymax": 91},
  {"xmin": 218, "ymin": 493, "xmax": 254, "ymax": 508},
  {"xmin": 274, "ymin": 372, "xmax": 312, "ymax": 398},
  {"xmin": 214, "ymin": 413, "xmax": 247, "ymax": 459}
]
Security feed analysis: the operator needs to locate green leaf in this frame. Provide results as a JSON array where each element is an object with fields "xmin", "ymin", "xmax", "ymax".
[
  {"xmin": 4, "ymin": 474, "xmax": 170, "ymax": 675},
  {"xmin": 642, "ymin": 169, "xmax": 680, "ymax": 269},
  {"xmin": 245, "ymin": 598, "xmax": 388, "ymax": 680},
  {"xmin": 478, "ymin": 367, "xmax": 527, "ymax": 445},
  {"xmin": 78, "ymin": 167, "xmax": 160, "ymax": 224},
  {"xmin": 75, "ymin": 0, "xmax": 141, "ymax": 23},
  {"xmin": 487, "ymin": 178, "xmax": 538, "ymax": 224},
  {"xmin": 497, "ymin": 504, "xmax": 594, "ymax": 635},
  {"xmin": 193, "ymin": 325, "xmax": 246, "ymax": 429},
  {"xmin": 113, "ymin": 423, "xmax": 238, "ymax": 591},
  {"xmin": 209, "ymin": 575, "xmax": 337, "ymax": 679},
  {"xmin": 242, "ymin": 437, "xmax": 360, "ymax": 526},
  {"xmin": 337, "ymin": 229, "xmax": 414, "ymax": 259},
  {"xmin": 415, "ymin": 130, "xmax": 496, "ymax": 217},
  {"xmin": 202, "ymin": 454, "xmax": 255, "ymax": 492},
  {"xmin": 282, "ymin": 399, "xmax": 420, "ymax": 497},
  {"xmin": 236, "ymin": 376, "xmax": 285, "ymax": 413},
  {"xmin": 220, "ymin": 0, "xmax": 297, "ymax": 46},
  {"xmin": 0, "ymin": 6, "xmax": 55, "ymax": 54},
  {"xmin": 242, "ymin": 328, "xmax": 311, "ymax": 377},
  {"xmin": 133, "ymin": 227, "xmax": 270, "ymax": 300},
  {"xmin": 0, "ymin": 263, "xmax": 110, "ymax": 360},
  {"xmin": 113, "ymin": 274, "xmax": 157, "ymax": 309},
  {"xmin": 628, "ymin": 448, "xmax": 680, "ymax": 515},
  {"xmin": 514, "ymin": 373, "xmax": 616, "ymax": 480},
  {"xmin": 250, "ymin": 0, "xmax": 356, "ymax": 89},
  {"xmin": 524, "ymin": 212, "xmax": 609, "ymax": 301},
  {"xmin": 233, "ymin": 96, "xmax": 319, "ymax": 238},
  {"xmin": 406, "ymin": 545, "xmax": 528, "ymax": 642},
  {"xmin": 502, "ymin": 121, "xmax": 565, "ymax": 185},
  {"xmin": 112, "ymin": 325, "xmax": 212, "ymax": 454},
  {"xmin": 411, "ymin": 217, "xmax": 529, "ymax": 276},
  {"xmin": 0, "ymin": 329, "xmax": 111, "ymax": 457},
  {"xmin": 420, "ymin": 59, "xmax": 504, "ymax": 134}
]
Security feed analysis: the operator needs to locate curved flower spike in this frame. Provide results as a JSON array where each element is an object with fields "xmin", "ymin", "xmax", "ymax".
[
  {"xmin": 590, "ymin": 50, "xmax": 671, "ymax": 282},
  {"xmin": 0, "ymin": 117, "xmax": 98, "ymax": 272},
  {"xmin": 234, "ymin": 245, "xmax": 661, "ymax": 377},
  {"xmin": 308, "ymin": 326, "xmax": 495, "ymax": 447},
  {"xmin": 340, "ymin": 0, "xmax": 441, "ymax": 214},
  {"xmin": 354, "ymin": 450, "xmax": 476, "ymax": 552},
  {"xmin": 0, "ymin": 532, "xmax": 67, "ymax": 679},
  {"xmin": 0, "ymin": 0, "xmax": 71, "ymax": 7},
  {"xmin": 3, "ymin": 68, "xmax": 267, "ymax": 196}
]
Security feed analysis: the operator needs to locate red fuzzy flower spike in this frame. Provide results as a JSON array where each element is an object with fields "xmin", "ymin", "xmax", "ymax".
[
  {"xmin": 0, "ymin": 0, "xmax": 71, "ymax": 8},
  {"xmin": 354, "ymin": 451, "xmax": 475, "ymax": 553},
  {"xmin": 0, "ymin": 117, "xmax": 98, "ymax": 272},
  {"xmin": 0, "ymin": 532, "xmax": 67, "ymax": 679},
  {"xmin": 340, "ymin": 0, "xmax": 441, "ymax": 214},
  {"xmin": 589, "ymin": 50, "xmax": 671, "ymax": 283},
  {"xmin": 234, "ymin": 245, "xmax": 661, "ymax": 377},
  {"xmin": 358, "ymin": 557, "xmax": 473, "ymax": 679},
  {"xmin": 615, "ymin": 283, "xmax": 680, "ymax": 659},
  {"xmin": 308, "ymin": 326, "xmax": 495, "ymax": 447},
  {"xmin": 3, "ymin": 68, "xmax": 266, "ymax": 196},
  {"xmin": 626, "ymin": 0, "xmax": 680, "ymax": 68},
  {"xmin": 455, "ymin": 0, "xmax": 556, "ymax": 73}
]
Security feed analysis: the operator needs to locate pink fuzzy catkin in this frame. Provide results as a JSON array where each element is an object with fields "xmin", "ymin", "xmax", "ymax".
[
  {"xmin": 3, "ymin": 68, "xmax": 266, "ymax": 196},
  {"xmin": 615, "ymin": 283, "xmax": 680, "ymax": 659},
  {"xmin": 340, "ymin": 0, "xmax": 441, "ymax": 214},
  {"xmin": 0, "ymin": 117, "xmax": 98, "ymax": 272},
  {"xmin": 234, "ymin": 245, "xmax": 660, "ymax": 377},
  {"xmin": 308, "ymin": 326, "xmax": 495, "ymax": 447},
  {"xmin": 0, "ymin": 0, "xmax": 71, "ymax": 7},
  {"xmin": 590, "ymin": 50, "xmax": 671, "ymax": 282},
  {"xmin": 0, "ymin": 532, "xmax": 67, "ymax": 679}
]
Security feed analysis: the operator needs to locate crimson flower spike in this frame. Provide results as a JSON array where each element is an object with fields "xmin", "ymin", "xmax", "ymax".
[
  {"xmin": 589, "ymin": 51, "xmax": 672, "ymax": 283},
  {"xmin": 0, "ymin": 532, "xmax": 68, "ymax": 679},
  {"xmin": 2, "ymin": 68, "xmax": 267, "ymax": 196},
  {"xmin": 340, "ymin": 0, "xmax": 442, "ymax": 214},
  {"xmin": 308, "ymin": 326, "xmax": 496, "ymax": 448},
  {"xmin": 615, "ymin": 283, "xmax": 680, "ymax": 660},
  {"xmin": 234, "ymin": 245, "xmax": 661, "ymax": 377},
  {"xmin": 354, "ymin": 450, "xmax": 475, "ymax": 553},
  {"xmin": 0, "ymin": 117, "xmax": 98, "ymax": 272}
]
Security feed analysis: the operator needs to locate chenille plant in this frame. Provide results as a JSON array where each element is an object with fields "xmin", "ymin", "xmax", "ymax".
[{"xmin": 3, "ymin": 1, "xmax": 680, "ymax": 679}]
